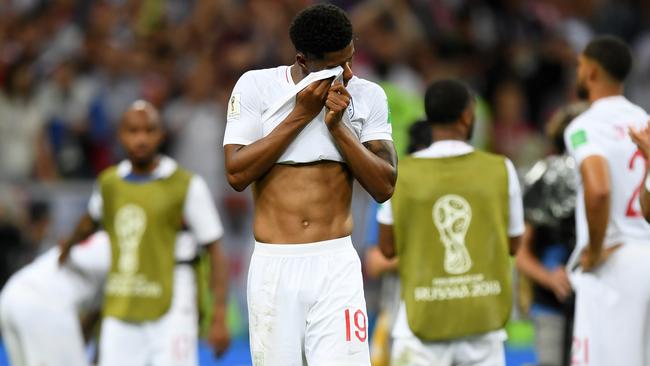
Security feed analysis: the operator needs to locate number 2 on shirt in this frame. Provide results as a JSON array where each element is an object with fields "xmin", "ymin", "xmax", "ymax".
[
  {"xmin": 626, "ymin": 149, "xmax": 647, "ymax": 217},
  {"xmin": 344, "ymin": 308, "xmax": 367, "ymax": 342}
]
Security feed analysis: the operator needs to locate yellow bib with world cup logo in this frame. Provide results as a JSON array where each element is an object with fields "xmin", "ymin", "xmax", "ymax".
[
  {"xmin": 392, "ymin": 151, "xmax": 512, "ymax": 340},
  {"xmin": 99, "ymin": 166, "xmax": 191, "ymax": 322}
]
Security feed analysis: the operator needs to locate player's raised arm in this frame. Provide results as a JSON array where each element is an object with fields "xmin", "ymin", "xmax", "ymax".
[
  {"xmin": 630, "ymin": 123, "xmax": 650, "ymax": 221},
  {"xmin": 325, "ymin": 82, "xmax": 397, "ymax": 203},
  {"xmin": 224, "ymin": 78, "xmax": 332, "ymax": 191}
]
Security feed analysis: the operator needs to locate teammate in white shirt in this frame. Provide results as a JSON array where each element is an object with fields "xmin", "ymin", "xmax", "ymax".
[
  {"xmin": 0, "ymin": 231, "xmax": 205, "ymax": 366},
  {"xmin": 0, "ymin": 231, "xmax": 109, "ymax": 366},
  {"xmin": 224, "ymin": 4, "xmax": 396, "ymax": 365},
  {"xmin": 377, "ymin": 80, "xmax": 524, "ymax": 366},
  {"xmin": 564, "ymin": 36, "xmax": 650, "ymax": 366}
]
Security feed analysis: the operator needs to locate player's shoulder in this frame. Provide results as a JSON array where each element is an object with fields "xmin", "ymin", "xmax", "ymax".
[
  {"xmin": 564, "ymin": 107, "xmax": 596, "ymax": 135},
  {"xmin": 472, "ymin": 149, "xmax": 508, "ymax": 164},
  {"xmin": 236, "ymin": 66, "xmax": 285, "ymax": 85},
  {"xmin": 97, "ymin": 164, "xmax": 120, "ymax": 184},
  {"xmin": 348, "ymin": 76, "xmax": 386, "ymax": 99}
]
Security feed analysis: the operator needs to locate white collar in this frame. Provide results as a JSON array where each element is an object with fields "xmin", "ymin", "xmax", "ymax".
[
  {"xmin": 412, "ymin": 140, "xmax": 474, "ymax": 158},
  {"xmin": 116, "ymin": 155, "xmax": 177, "ymax": 179},
  {"xmin": 591, "ymin": 95, "xmax": 627, "ymax": 108}
]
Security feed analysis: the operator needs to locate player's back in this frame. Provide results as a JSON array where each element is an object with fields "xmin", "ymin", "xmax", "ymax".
[
  {"xmin": 4, "ymin": 231, "xmax": 109, "ymax": 312},
  {"xmin": 566, "ymin": 96, "xmax": 650, "ymax": 248}
]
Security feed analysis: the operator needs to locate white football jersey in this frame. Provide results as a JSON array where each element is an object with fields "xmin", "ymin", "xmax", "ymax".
[
  {"xmin": 564, "ymin": 96, "xmax": 650, "ymax": 264},
  {"xmin": 223, "ymin": 65, "xmax": 393, "ymax": 164}
]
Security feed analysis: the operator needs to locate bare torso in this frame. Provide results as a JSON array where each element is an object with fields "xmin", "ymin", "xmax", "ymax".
[{"xmin": 252, "ymin": 161, "xmax": 353, "ymax": 244}]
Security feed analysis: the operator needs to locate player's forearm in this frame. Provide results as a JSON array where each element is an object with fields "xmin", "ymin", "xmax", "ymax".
[
  {"xmin": 329, "ymin": 124, "xmax": 396, "ymax": 203},
  {"xmin": 515, "ymin": 234, "xmax": 554, "ymax": 290},
  {"xmin": 378, "ymin": 224, "xmax": 397, "ymax": 258},
  {"xmin": 224, "ymin": 113, "xmax": 310, "ymax": 191},
  {"xmin": 208, "ymin": 240, "xmax": 229, "ymax": 318},
  {"xmin": 581, "ymin": 156, "xmax": 611, "ymax": 257},
  {"xmin": 584, "ymin": 189, "xmax": 610, "ymax": 257},
  {"xmin": 64, "ymin": 214, "xmax": 99, "ymax": 248}
]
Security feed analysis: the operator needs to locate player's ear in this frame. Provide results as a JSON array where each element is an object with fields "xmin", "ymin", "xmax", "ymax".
[
  {"xmin": 296, "ymin": 53, "xmax": 309, "ymax": 73},
  {"xmin": 460, "ymin": 102, "xmax": 474, "ymax": 129},
  {"xmin": 589, "ymin": 62, "xmax": 599, "ymax": 82}
]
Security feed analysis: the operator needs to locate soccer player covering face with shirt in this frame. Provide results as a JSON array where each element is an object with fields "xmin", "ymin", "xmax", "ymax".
[
  {"xmin": 223, "ymin": 4, "xmax": 396, "ymax": 365},
  {"xmin": 564, "ymin": 36, "xmax": 650, "ymax": 366},
  {"xmin": 59, "ymin": 101, "xmax": 230, "ymax": 365}
]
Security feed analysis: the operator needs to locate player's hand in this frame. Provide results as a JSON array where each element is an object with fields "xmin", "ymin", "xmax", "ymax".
[
  {"xmin": 629, "ymin": 122, "xmax": 650, "ymax": 160},
  {"xmin": 207, "ymin": 312, "xmax": 231, "ymax": 358},
  {"xmin": 294, "ymin": 78, "xmax": 332, "ymax": 122},
  {"xmin": 324, "ymin": 81, "xmax": 351, "ymax": 129},
  {"xmin": 580, "ymin": 243, "xmax": 622, "ymax": 272},
  {"xmin": 545, "ymin": 267, "xmax": 572, "ymax": 301}
]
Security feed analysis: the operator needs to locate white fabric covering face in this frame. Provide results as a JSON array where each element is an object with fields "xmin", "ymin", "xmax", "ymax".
[{"xmin": 261, "ymin": 66, "xmax": 348, "ymax": 164}]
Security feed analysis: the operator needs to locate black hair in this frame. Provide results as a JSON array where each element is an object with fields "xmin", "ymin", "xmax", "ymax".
[
  {"xmin": 583, "ymin": 35, "xmax": 632, "ymax": 82},
  {"xmin": 289, "ymin": 3, "xmax": 353, "ymax": 59},
  {"xmin": 407, "ymin": 120, "xmax": 432, "ymax": 154},
  {"xmin": 424, "ymin": 79, "xmax": 473, "ymax": 125}
]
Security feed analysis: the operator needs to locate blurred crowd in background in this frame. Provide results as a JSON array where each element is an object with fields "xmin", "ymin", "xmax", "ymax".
[{"xmin": 2, "ymin": 0, "xmax": 650, "ymax": 351}]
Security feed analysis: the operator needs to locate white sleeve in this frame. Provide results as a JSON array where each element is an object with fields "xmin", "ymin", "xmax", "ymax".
[
  {"xmin": 505, "ymin": 158, "xmax": 525, "ymax": 237},
  {"xmin": 87, "ymin": 184, "xmax": 103, "ymax": 221},
  {"xmin": 223, "ymin": 71, "xmax": 263, "ymax": 146},
  {"xmin": 360, "ymin": 84, "xmax": 393, "ymax": 143},
  {"xmin": 564, "ymin": 118, "xmax": 605, "ymax": 167},
  {"xmin": 183, "ymin": 175, "xmax": 224, "ymax": 245},
  {"xmin": 376, "ymin": 199, "xmax": 394, "ymax": 225}
]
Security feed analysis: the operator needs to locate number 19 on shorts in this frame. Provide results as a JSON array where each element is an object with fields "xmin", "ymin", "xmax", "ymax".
[{"xmin": 344, "ymin": 308, "xmax": 367, "ymax": 342}]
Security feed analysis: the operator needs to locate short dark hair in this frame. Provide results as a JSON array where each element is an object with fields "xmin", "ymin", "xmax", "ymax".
[
  {"xmin": 407, "ymin": 120, "xmax": 432, "ymax": 154},
  {"xmin": 424, "ymin": 79, "xmax": 473, "ymax": 125},
  {"xmin": 289, "ymin": 4, "xmax": 353, "ymax": 59},
  {"xmin": 583, "ymin": 35, "xmax": 632, "ymax": 82}
]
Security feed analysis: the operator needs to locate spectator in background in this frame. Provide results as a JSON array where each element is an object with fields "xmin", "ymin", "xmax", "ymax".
[
  {"xmin": 516, "ymin": 103, "xmax": 586, "ymax": 366},
  {"xmin": 491, "ymin": 78, "xmax": 545, "ymax": 168},
  {"xmin": 36, "ymin": 59, "xmax": 96, "ymax": 178},
  {"xmin": 0, "ymin": 58, "xmax": 56, "ymax": 181},
  {"xmin": 164, "ymin": 57, "xmax": 227, "ymax": 201}
]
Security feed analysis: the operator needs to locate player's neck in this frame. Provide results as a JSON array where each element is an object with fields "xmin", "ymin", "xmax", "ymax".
[
  {"xmin": 130, "ymin": 156, "xmax": 160, "ymax": 175},
  {"xmin": 588, "ymin": 84, "xmax": 624, "ymax": 104},
  {"xmin": 289, "ymin": 63, "xmax": 308, "ymax": 84},
  {"xmin": 431, "ymin": 127, "xmax": 467, "ymax": 143}
]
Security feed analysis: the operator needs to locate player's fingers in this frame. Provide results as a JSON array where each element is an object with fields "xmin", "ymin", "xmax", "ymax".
[
  {"xmin": 629, "ymin": 128, "xmax": 645, "ymax": 146},
  {"xmin": 330, "ymin": 83, "xmax": 351, "ymax": 98},
  {"xmin": 326, "ymin": 98, "xmax": 347, "ymax": 112},
  {"xmin": 315, "ymin": 78, "xmax": 334, "ymax": 96},
  {"xmin": 327, "ymin": 90, "xmax": 350, "ymax": 106}
]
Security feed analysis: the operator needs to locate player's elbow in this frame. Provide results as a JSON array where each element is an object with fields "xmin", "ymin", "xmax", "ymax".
[
  {"xmin": 378, "ymin": 243, "xmax": 395, "ymax": 259},
  {"xmin": 509, "ymin": 235, "xmax": 523, "ymax": 256},
  {"xmin": 226, "ymin": 172, "xmax": 250, "ymax": 192},
  {"xmin": 371, "ymin": 179, "xmax": 395, "ymax": 203},
  {"xmin": 372, "ymin": 187, "xmax": 394, "ymax": 204},
  {"xmin": 585, "ymin": 186, "xmax": 610, "ymax": 209}
]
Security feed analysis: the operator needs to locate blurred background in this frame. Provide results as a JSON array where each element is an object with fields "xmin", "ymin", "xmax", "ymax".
[{"xmin": 1, "ymin": 0, "xmax": 650, "ymax": 365}]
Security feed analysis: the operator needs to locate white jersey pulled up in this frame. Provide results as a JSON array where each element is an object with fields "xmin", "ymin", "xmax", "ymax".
[
  {"xmin": 224, "ymin": 65, "xmax": 393, "ymax": 164},
  {"xmin": 564, "ymin": 96, "xmax": 650, "ymax": 266}
]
